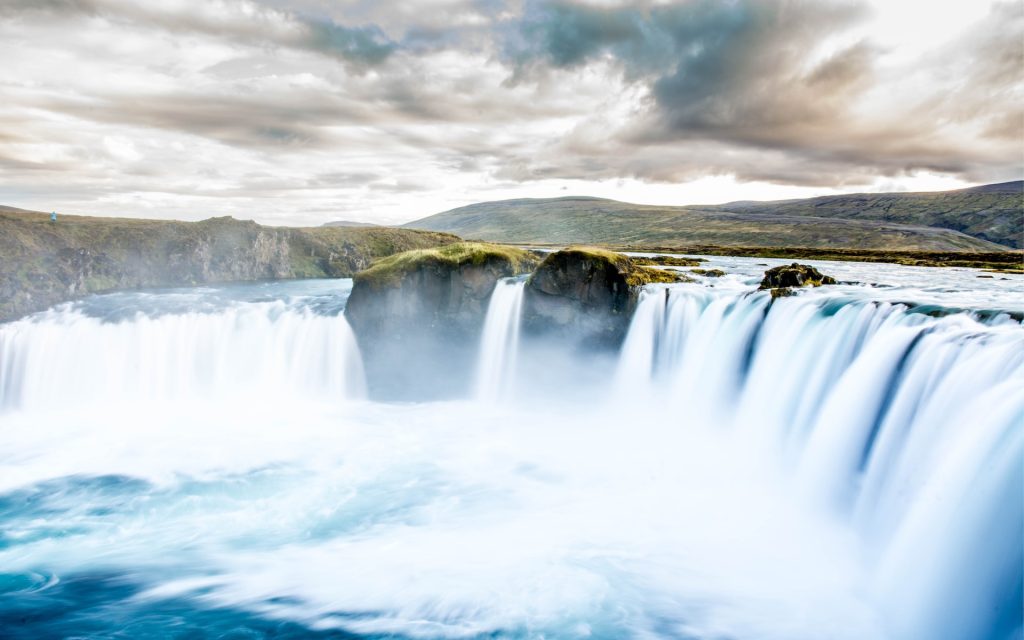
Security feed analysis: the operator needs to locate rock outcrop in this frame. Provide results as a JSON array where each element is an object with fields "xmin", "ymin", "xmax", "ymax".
[
  {"xmin": 759, "ymin": 263, "xmax": 837, "ymax": 289},
  {"xmin": 632, "ymin": 255, "xmax": 705, "ymax": 267},
  {"xmin": 691, "ymin": 268, "xmax": 726, "ymax": 277},
  {"xmin": 522, "ymin": 247, "xmax": 683, "ymax": 349},
  {"xmin": 345, "ymin": 242, "xmax": 541, "ymax": 399},
  {"xmin": 758, "ymin": 262, "xmax": 837, "ymax": 298},
  {"xmin": 0, "ymin": 208, "xmax": 458, "ymax": 322}
]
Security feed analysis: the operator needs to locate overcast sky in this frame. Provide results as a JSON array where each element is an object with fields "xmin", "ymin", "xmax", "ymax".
[{"xmin": 0, "ymin": 0, "xmax": 1020, "ymax": 225}]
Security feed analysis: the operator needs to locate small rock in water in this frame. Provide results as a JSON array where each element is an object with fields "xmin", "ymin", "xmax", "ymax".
[
  {"xmin": 691, "ymin": 268, "xmax": 726, "ymax": 277},
  {"xmin": 759, "ymin": 263, "xmax": 837, "ymax": 290}
]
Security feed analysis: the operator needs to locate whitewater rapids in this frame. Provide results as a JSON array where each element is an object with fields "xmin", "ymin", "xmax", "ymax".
[{"xmin": 0, "ymin": 260, "xmax": 1020, "ymax": 639}]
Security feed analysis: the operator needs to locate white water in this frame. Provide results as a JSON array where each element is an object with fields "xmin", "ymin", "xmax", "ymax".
[
  {"xmin": 0, "ymin": 270, "xmax": 1021, "ymax": 639},
  {"xmin": 474, "ymin": 278, "xmax": 525, "ymax": 402},
  {"xmin": 0, "ymin": 302, "xmax": 365, "ymax": 412},
  {"xmin": 616, "ymin": 285, "xmax": 1024, "ymax": 639}
]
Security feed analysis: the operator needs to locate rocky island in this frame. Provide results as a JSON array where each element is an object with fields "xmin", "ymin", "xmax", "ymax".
[{"xmin": 343, "ymin": 244, "xmax": 690, "ymax": 397}]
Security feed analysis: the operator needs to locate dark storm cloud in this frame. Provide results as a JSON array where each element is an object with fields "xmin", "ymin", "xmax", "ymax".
[
  {"xmin": 503, "ymin": 1, "xmax": 888, "ymax": 175},
  {"xmin": 506, "ymin": 1, "xmax": 659, "ymax": 72},
  {"xmin": 505, "ymin": 1, "xmax": 867, "ymax": 79},
  {"xmin": 495, "ymin": 0, "xmax": 1022, "ymax": 185},
  {"xmin": 646, "ymin": 4, "xmax": 871, "ymax": 139}
]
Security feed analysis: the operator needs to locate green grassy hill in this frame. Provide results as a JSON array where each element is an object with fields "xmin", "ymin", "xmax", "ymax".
[
  {"xmin": 0, "ymin": 207, "xmax": 457, "ymax": 321},
  {"xmin": 405, "ymin": 184, "xmax": 1019, "ymax": 252},
  {"xmin": 696, "ymin": 181, "xmax": 1023, "ymax": 248}
]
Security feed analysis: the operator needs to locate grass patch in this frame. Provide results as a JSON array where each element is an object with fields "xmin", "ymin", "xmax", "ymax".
[
  {"xmin": 521, "ymin": 242, "xmax": 1024, "ymax": 271},
  {"xmin": 627, "ymin": 266, "xmax": 687, "ymax": 286},
  {"xmin": 540, "ymin": 246, "xmax": 688, "ymax": 287},
  {"xmin": 355, "ymin": 242, "xmax": 540, "ymax": 289}
]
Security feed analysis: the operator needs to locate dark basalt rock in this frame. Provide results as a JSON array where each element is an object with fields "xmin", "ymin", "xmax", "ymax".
[
  {"xmin": 759, "ymin": 263, "xmax": 837, "ymax": 290},
  {"xmin": 522, "ymin": 247, "xmax": 681, "ymax": 349}
]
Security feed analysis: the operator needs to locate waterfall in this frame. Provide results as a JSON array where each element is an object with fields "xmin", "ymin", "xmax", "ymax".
[
  {"xmin": 474, "ymin": 278, "xmax": 526, "ymax": 402},
  {"xmin": 615, "ymin": 286, "xmax": 1024, "ymax": 640},
  {"xmin": 0, "ymin": 302, "xmax": 366, "ymax": 412},
  {"xmin": 1, "ymin": 276, "xmax": 1021, "ymax": 639},
  {"xmin": 612, "ymin": 286, "xmax": 667, "ymax": 401}
]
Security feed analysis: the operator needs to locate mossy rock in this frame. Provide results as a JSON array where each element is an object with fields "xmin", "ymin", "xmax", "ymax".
[
  {"xmin": 632, "ymin": 255, "xmax": 705, "ymax": 267},
  {"xmin": 523, "ymin": 246, "xmax": 682, "ymax": 349},
  {"xmin": 353, "ymin": 242, "xmax": 538, "ymax": 290},
  {"xmin": 758, "ymin": 263, "xmax": 837, "ymax": 290},
  {"xmin": 528, "ymin": 246, "xmax": 686, "ymax": 290},
  {"xmin": 345, "ymin": 242, "xmax": 540, "ymax": 400},
  {"xmin": 691, "ymin": 268, "xmax": 726, "ymax": 277}
]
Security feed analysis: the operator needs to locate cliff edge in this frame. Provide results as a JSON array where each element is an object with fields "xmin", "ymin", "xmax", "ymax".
[{"xmin": 0, "ymin": 207, "xmax": 458, "ymax": 322}]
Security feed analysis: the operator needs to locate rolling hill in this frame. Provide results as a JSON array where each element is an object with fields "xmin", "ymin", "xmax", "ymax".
[
  {"xmin": 697, "ymin": 181, "xmax": 1023, "ymax": 248},
  {"xmin": 322, "ymin": 220, "xmax": 380, "ymax": 228},
  {"xmin": 404, "ymin": 182, "xmax": 1022, "ymax": 252}
]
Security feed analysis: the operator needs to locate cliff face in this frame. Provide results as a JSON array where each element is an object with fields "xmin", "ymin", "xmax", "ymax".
[{"xmin": 0, "ymin": 208, "xmax": 458, "ymax": 322}]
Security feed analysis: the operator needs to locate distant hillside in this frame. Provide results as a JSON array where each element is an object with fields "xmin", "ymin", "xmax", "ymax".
[
  {"xmin": 322, "ymin": 220, "xmax": 380, "ymax": 228},
  {"xmin": 405, "ymin": 187, "xmax": 1017, "ymax": 252},
  {"xmin": 0, "ymin": 208, "xmax": 457, "ymax": 321},
  {"xmin": 695, "ymin": 181, "xmax": 1023, "ymax": 248}
]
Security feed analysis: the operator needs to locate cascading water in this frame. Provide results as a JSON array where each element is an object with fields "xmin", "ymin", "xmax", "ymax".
[
  {"xmin": 474, "ymin": 277, "xmax": 525, "ymax": 402},
  {"xmin": 0, "ymin": 291, "xmax": 366, "ymax": 412},
  {"xmin": 0, "ymin": 266, "xmax": 1021, "ymax": 640},
  {"xmin": 617, "ymin": 285, "xmax": 1024, "ymax": 640}
]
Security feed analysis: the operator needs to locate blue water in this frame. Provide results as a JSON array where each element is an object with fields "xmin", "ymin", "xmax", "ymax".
[{"xmin": 0, "ymin": 572, "xmax": 364, "ymax": 640}]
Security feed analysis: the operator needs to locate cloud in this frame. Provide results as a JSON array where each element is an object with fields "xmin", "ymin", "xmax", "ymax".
[
  {"xmin": 37, "ymin": 89, "xmax": 373, "ymax": 151},
  {"xmin": 0, "ymin": 0, "xmax": 1019, "ymax": 223},
  {"xmin": 0, "ymin": 0, "xmax": 397, "ymax": 67},
  {"xmin": 493, "ymin": 0, "xmax": 1022, "ymax": 187}
]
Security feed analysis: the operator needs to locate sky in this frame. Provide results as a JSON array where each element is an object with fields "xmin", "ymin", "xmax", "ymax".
[{"xmin": 0, "ymin": 0, "xmax": 1021, "ymax": 226}]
